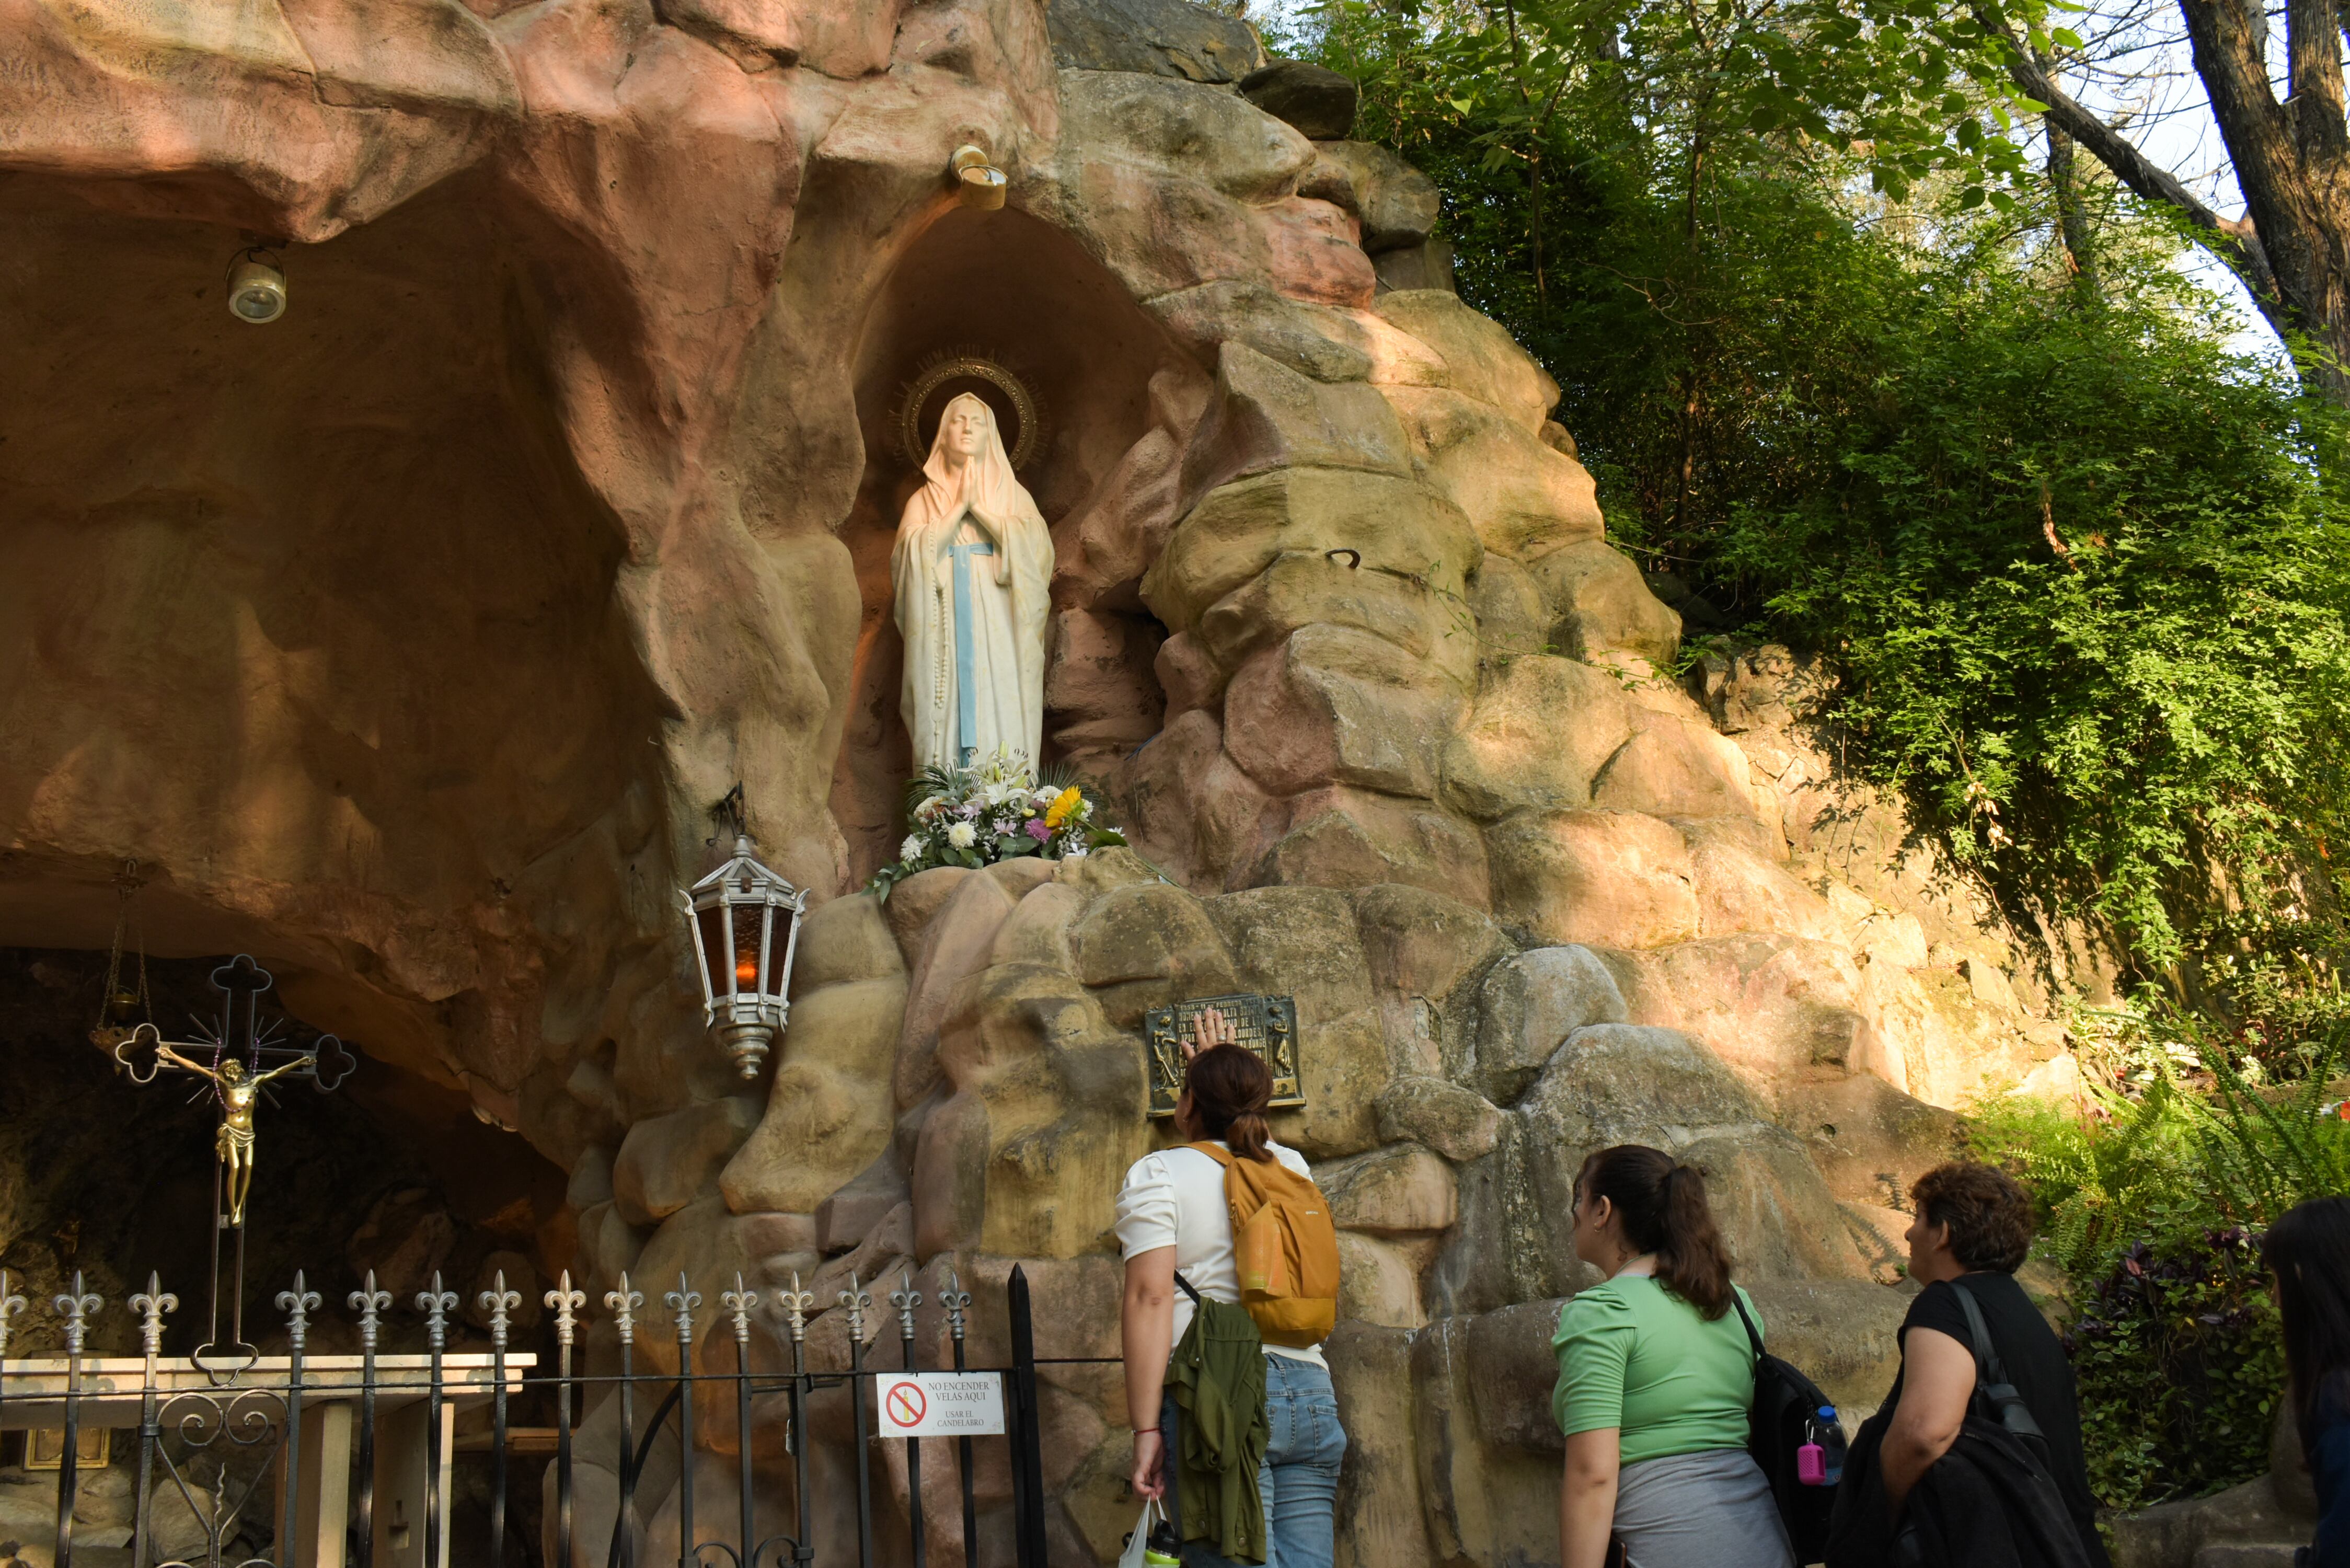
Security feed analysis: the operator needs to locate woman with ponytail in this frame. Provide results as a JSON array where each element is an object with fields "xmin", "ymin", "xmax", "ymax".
[
  {"xmin": 1553, "ymin": 1145, "xmax": 1792, "ymax": 1568},
  {"xmin": 1116, "ymin": 1009, "xmax": 1347, "ymax": 1568}
]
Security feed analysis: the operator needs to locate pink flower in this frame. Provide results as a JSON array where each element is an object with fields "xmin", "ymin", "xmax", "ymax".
[{"xmin": 1024, "ymin": 818, "xmax": 1052, "ymax": 842}]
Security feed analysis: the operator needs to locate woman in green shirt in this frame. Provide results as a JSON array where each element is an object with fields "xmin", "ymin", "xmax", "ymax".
[{"xmin": 1553, "ymin": 1145, "xmax": 1793, "ymax": 1568}]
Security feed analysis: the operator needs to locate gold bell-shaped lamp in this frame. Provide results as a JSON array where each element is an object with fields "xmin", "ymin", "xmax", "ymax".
[
  {"xmin": 951, "ymin": 144, "xmax": 1008, "ymax": 210},
  {"xmin": 679, "ymin": 834, "xmax": 807, "ymax": 1080}
]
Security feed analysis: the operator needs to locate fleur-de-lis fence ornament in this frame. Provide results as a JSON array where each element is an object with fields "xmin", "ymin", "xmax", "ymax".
[
  {"xmin": 478, "ymin": 1271, "xmax": 523, "ymax": 1350},
  {"xmin": 778, "ymin": 1273, "xmax": 815, "ymax": 1344},
  {"xmin": 666, "ymin": 1275, "xmax": 702, "ymax": 1344},
  {"xmin": 130, "ymin": 1273, "xmax": 179, "ymax": 1358},
  {"xmin": 0, "ymin": 1271, "xmax": 30, "ymax": 1358},
  {"xmin": 605, "ymin": 1273, "xmax": 644, "ymax": 1345},
  {"xmin": 52, "ymin": 1272, "xmax": 103, "ymax": 1354},
  {"xmin": 838, "ymin": 1271, "xmax": 873, "ymax": 1343},
  {"xmin": 721, "ymin": 1274, "xmax": 759, "ymax": 1347},
  {"xmin": 891, "ymin": 1272, "xmax": 924, "ymax": 1340},
  {"xmin": 939, "ymin": 1267, "xmax": 972, "ymax": 1344},
  {"xmin": 276, "ymin": 1272, "xmax": 321, "ymax": 1351},
  {"xmin": 349, "ymin": 1271, "xmax": 393, "ymax": 1350},
  {"xmin": 546, "ymin": 1271, "xmax": 586, "ymax": 1347},
  {"xmin": 417, "ymin": 1273, "xmax": 459, "ymax": 1350}
]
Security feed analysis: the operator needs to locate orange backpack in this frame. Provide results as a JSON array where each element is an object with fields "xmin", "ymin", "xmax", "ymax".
[{"xmin": 1188, "ymin": 1142, "xmax": 1342, "ymax": 1347}]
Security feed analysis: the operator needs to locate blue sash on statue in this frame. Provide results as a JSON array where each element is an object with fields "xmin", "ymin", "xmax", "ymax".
[{"xmin": 944, "ymin": 537, "xmax": 996, "ymax": 762}]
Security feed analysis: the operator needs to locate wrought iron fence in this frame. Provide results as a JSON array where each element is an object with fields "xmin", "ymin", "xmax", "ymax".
[{"xmin": 0, "ymin": 1262, "xmax": 1090, "ymax": 1568}]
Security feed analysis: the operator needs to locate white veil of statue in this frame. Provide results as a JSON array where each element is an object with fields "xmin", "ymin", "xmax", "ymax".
[{"xmin": 891, "ymin": 391, "xmax": 1054, "ymax": 771}]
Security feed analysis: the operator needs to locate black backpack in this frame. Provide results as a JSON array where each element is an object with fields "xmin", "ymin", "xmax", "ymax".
[{"xmin": 1733, "ymin": 1293, "xmax": 1845, "ymax": 1563}]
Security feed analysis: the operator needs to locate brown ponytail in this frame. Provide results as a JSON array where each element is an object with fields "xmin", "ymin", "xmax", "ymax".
[
  {"xmin": 1574, "ymin": 1145, "xmax": 1736, "ymax": 1318},
  {"xmin": 1184, "ymin": 1043, "xmax": 1275, "ymax": 1162}
]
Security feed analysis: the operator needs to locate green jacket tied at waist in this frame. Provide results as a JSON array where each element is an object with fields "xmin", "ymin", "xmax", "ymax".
[{"xmin": 1167, "ymin": 1297, "xmax": 1268, "ymax": 1564}]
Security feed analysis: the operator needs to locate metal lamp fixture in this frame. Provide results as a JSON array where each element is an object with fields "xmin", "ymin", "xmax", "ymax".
[
  {"xmin": 679, "ymin": 832, "xmax": 807, "ymax": 1080},
  {"xmin": 950, "ymin": 144, "xmax": 1007, "ymax": 210},
  {"xmin": 226, "ymin": 247, "xmax": 287, "ymax": 325}
]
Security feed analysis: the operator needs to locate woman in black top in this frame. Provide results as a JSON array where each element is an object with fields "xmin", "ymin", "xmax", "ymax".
[{"xmin": 1868, "ymin": 1161, "xmax": 2109, "ymax": 1567}]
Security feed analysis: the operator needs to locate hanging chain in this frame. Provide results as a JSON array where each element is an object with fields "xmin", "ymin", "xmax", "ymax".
[{"xmin": 93, "ymin": 858, "xmax": 149, "ymax": 1040}]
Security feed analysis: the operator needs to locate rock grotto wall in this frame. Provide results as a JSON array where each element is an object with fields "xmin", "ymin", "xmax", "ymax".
[{"xmin": 0, "ymin": 0, "xmax": 2091, "ymax": 1562}]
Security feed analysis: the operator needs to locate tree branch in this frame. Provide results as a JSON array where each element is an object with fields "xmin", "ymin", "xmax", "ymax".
[{"xmin": 1985, "ymin": 11, "xmax": 2291, "ymax": 335}]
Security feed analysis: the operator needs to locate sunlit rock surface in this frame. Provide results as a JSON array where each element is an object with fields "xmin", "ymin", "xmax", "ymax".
[{"xmin": 0, "ymin": 0, "xmax": 2082, "ymax": 1559}]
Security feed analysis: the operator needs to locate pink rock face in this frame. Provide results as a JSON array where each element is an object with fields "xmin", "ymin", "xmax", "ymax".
[{"xmin": 3, "ymin": 4, "xmax": 2070, "ymax": 1560}]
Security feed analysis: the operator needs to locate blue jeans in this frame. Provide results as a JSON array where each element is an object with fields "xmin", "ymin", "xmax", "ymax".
[{"xmin": 1159, "ymin": 1352, "xmax": 1347, "ymax": 1568}]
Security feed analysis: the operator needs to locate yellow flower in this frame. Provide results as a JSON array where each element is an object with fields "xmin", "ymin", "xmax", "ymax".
[{"xmin": 1044, "ymin": 786, "xmax": 1084, "ymax": 829}]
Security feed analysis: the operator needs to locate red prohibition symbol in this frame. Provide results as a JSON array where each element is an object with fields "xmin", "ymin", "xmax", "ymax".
[{"xmin": 886, "ymin": 1381, "xmax": 927, "ymax": 1428}]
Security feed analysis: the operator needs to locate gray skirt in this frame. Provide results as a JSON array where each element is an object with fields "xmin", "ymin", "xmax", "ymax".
[{"xmin": 1614, "ymin": 1448, "xmax": 1795, "ymax": 1568}]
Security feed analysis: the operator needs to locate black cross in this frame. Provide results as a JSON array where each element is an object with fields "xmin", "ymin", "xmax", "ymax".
[{"xmin": 113, "ymin": 953, "xmax": 355, "ymax": 1093}]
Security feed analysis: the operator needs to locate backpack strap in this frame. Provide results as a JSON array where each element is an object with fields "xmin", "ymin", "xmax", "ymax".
[
  {"xmin": 1948, "ymin": 1277, "xmax": 2045, "ymax": 1442},
  {"xmin": 1729, "ymin": 1290, "xmax": 1764, "ymax": 1358},
  {"xmin": 1173, "ymin": 1144, "xmax": 1228, "ymax": 1305}
]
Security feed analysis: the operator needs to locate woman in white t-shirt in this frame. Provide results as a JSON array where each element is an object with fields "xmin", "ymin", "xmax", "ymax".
[{"xmin": 1116, "ymin": 1009, "xmax": 1347, "ymax": 1568}]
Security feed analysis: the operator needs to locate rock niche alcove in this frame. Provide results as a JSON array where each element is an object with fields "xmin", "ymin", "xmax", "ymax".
[{"xmin": 832, "ymin": 205, "xmax": 1206, "ymax": 880}]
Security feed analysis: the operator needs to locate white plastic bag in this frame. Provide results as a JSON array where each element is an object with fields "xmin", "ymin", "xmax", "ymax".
[{"xmin": 1118, "ymin": 1496, "xmax": 1166, "ymax": 1568}]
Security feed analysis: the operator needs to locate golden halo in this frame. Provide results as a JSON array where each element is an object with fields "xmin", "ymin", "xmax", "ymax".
[{"xmin": 898, "ymin": 353, "xmax": 1042, "ymax": 471}]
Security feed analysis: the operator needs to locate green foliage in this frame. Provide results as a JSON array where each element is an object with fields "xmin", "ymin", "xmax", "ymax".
[
  {"xmin": 1296, "ymin": 2, "xmax": 2350, "ymax": 1026},
  {"xmin": 1310, "ymin": 0, "xmax": 2042, "ymax": 209},
  {"xmin": 2065, "ymin": 1229, "xmax": 2283, "ymax": 1513},
  {"xmin": 1289, "ymin": 0, "xmax": 2350, "ymax": 1516},
  {"xmin": 1721, "ymin": 255, "xmax": 2350, "ymax": 976},
  {"xmin": 1972, "ymin": 1010, "xmax": 2350, "ymax": 1266},
  {"xmin": 1969, "ymin": 1023, "xmax": 2350, "ymax": 1507}
]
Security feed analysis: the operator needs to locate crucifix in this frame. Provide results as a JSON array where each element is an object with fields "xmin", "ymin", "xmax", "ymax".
[{"xmin": 111, "ymin": 954, "xmax": 356, "ymax": 1358}]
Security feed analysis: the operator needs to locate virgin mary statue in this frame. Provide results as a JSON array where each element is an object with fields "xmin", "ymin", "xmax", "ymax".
[{"xmin": 892, "ymin": 392, "xmax": 1054, "ymax": 770}]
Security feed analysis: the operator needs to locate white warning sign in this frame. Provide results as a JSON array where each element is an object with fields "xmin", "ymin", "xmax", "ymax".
[{"xmin": 877, "ymin": 1371, "xmax": 1007, "ymax": 1437}]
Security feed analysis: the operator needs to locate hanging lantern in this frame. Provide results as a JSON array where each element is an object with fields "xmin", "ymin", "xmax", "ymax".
[{"xmin": 679, "ymin": 834, "xmax": 808, "ymax": 1080}]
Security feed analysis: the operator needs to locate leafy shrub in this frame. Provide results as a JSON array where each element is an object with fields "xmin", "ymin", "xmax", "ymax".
[
  {"xmin": 1972, "ymin": 1019, "xmax": 2350, "ymax": 1507},
  {"xmin": 2064, "ymin": 1230, "xmax": 2283, "ymax": 1513}
]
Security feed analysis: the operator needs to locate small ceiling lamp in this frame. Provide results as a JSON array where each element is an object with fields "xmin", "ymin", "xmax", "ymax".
[
  {"xmin": 226, "ymin": 247, "xmax": 287, "ymax": 325},
  {"xmin": 678, "ymin": 792, "xmax": 807, "ymax": 1081},
  {"xmin": 950, "ymin": 144, "xmax": 1007, "ymax": 211}
]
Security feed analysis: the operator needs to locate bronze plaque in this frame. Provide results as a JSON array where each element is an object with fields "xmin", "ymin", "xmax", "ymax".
[{"xmin": 1142, "ymin": 993, "xmax": 1304, "ymax": 1119}]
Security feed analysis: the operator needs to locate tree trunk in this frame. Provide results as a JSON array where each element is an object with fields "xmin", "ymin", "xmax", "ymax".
[
  {"xmin": 2177, "ymin": 0, "xmax": 2350, "ymax": 396},
  {"xmin": 1988, "ymin": 4, "xmax": 2350, "ymax": 398}
]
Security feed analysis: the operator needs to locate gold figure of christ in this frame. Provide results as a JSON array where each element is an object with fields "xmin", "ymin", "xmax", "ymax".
[{"xmin": 154, "ymin": 1048, "xmax": 306, "ymax": 1226}]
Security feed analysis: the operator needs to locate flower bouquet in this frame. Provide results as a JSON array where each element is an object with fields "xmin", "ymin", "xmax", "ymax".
[{"xmin": 869, "ymin": 748, "xmax": 1126, "ymax": 899}]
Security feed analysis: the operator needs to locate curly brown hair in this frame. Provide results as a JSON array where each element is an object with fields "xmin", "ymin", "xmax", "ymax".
[{"xmin": 1910, "ymin": 1161, "xmax": 2035, "ymax": 1273}]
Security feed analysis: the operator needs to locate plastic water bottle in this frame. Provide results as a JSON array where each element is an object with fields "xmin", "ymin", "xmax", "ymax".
[{"xmin": 1815, "ymin": 1405, "xmax": 1846, "ymax": 1486}]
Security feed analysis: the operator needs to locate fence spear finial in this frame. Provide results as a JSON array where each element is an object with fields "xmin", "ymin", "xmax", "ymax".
[
  {"xmin": 779, "ymin": 1272, "xmax": 814, "ymax": 1344},
  {"xmin": 51, "ymin": 1272, "xmax": 102, "ymax": 1355},
  {"xmin": 349, "ymin": 1270, "xmax": 391, "ymax": 1351},
  {"xmin": 721, "ymin": 1272, "xmax": 758, "ymax": 1347},
  {"xmin": 276, "ymin": 1271, "xmax": 321, "ymax": 1351},
  {"xmin": 839, "ymin": 1270, "xmax": 873, "ymax": 1343},
  {"xmin": 479, "ymin": 1271, "xmax": 523, "ymax": 1351},
  {"xmin": 0, "ymin": 1271, "xmax": 28, "ymax": 1359},
  {"xmin": 130, "ymin": 1273, "xmax": 177, "ymax": 1359},
  {"xmin": 546, "ymin": 1270, "xmax": 586, "ymax": 1348},
  {"xmin": 938, "ymin": 1267, "xmax": 972, "ymax": 1344},
  {"xmin": 605, "ymin": 1272, "xmax": 644, "ymax": 1344},
  {"xmin": 665, "ymin": 1273, "xmax": 702, "ymax": 1343}
]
